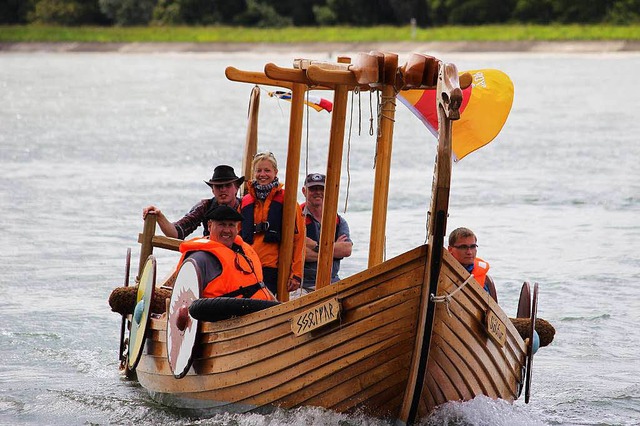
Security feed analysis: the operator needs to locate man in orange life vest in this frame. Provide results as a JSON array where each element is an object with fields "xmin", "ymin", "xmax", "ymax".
[
  {"xmin": 447, "ymin": 227, "xmax": 498, "ymax": 302},
  {"xmin": 295, "ymin": 173, "xmax": 352, "ymax": 297},
  {"xmin": 177, "ymin": 205, "xmax": 276, "ymax": 301}
]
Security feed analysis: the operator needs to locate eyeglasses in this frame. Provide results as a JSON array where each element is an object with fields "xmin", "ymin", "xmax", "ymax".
[
  {"xmin": 213, "ymin": 182, "xmax": 234, "ymax": 190},
  {"xmin": 452, "ymin": 244, "xmax": 478, "ymax": 251}
]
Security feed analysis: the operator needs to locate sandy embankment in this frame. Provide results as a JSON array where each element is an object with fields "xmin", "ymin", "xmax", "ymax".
[{"xmin": 1, "ymin": 40, "xmax": 639, "ymax": 54}]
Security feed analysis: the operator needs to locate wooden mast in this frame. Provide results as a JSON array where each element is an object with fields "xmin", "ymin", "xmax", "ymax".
[
  {"xmin": 276, "ymin": 81, "xmax": 306, "ymax": 301},
  {"xmin": 263, "ymin": 63, "xmax": 327, "ymax": 301},
  {"xmin": 308, "ymin": 57, "xmax": 350, "ymax": 289},
  {"xmin": 226, "ymin": 66, "xmax": 308, "ymax": 301},
  {"xmin": 303, "ymin": 54, "xmax": 380, "ymax": 289},
  {"xmin": 397, "ymin": 58, "xmax": 463, "ymax": 425},
  {"xmin": 241, "ymin": 85, "xmax": 260, "ymax": 195},
  {"xmin": 367, "ymin": 52, "xmax": 398, "ymax": 268}
]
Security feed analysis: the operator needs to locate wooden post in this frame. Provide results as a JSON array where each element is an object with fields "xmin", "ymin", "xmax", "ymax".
[
  {"xmin": 242, "ymin": 86, "xmax": 260, "ymax": 195},
  {"xmin": 368, "ymin": 53, "xmax": 398, "ymax": 268},
  {"xmin": 315, "ymin": 57, "xmax": 351, "ymax": 290},
  {"xmin": 276, "ymin": 82, "xmax": 307, "ymax": 301},
  {"xmin": 137, "ymin": 214, "xmax": 157, "ymax": 283}
]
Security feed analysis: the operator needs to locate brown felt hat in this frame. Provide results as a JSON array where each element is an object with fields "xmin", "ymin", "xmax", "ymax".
[{"xmin": 204, "ymin": 165, "xmax": 244, "ymax": 187}]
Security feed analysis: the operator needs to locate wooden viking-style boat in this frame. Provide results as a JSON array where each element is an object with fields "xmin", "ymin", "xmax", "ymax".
[{"xmin": 110, "ymin": 51, "xmax": 554, "ymax": 424}]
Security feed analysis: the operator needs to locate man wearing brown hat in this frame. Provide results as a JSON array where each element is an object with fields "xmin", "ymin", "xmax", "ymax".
[
  {"xmin": 142, "ymin": 165, "xmax": 244, "ymax": 239},
  {"xmin": 176, "ymin": 205, "xmax": 275, "ymax": 300}
]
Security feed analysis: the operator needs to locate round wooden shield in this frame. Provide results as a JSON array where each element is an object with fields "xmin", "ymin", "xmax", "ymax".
[
  {"xmin": 126, "ymin": 255, "xmax": 156, "ymax": 372},
  {"xmin": 166, "ymin": 258, "xmax": 201, "ymax": 379}
]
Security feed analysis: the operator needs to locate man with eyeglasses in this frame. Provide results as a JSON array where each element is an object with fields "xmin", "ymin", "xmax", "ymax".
[
  {"xmin": 142, "ymin": 165, "xmax": 244, "ymax": 239},
  {"xmin": 176, "ymin": 205, "xmax": 275, "ymax": 300},
  {"xmin": 447, "ymin": 227, "xmax": 498, "ymax": 302},
  {"xmin": 293, "ymin": 173, "xmax": 352, "ymax": 297}
]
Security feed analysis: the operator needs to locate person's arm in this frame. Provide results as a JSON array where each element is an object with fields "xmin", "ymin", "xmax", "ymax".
[
  {"xmin": 333, "ymin": 217, "xmax": 353, "ymax": 259},
  {"xmin": 287, "ymin": 203, "xmax": 305, "ymax": 291},
  {"xmin": 485, "ymin": 274, "xmax": 498, "ymax": 303},
  {"xmin": 142, "ymin": 205, "xmax": 178, "ymax": 238},
  {"xmin": 173, "ymin": 199, "xmax": 210, "ymax": 239},
  {"xmin": 304, "ymin": 236, "xmax": 319, "ymax": 262}
]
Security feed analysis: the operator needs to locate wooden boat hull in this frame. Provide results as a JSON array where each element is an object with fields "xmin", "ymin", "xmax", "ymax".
[{"xmin": 134, "ymin": 245, "xmax": 526, "ymax": 420}]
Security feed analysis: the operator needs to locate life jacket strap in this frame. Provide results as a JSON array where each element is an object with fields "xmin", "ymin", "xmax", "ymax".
[{"xmin": 220, "ymin": 281, "xmax": 266, "ymax": 298}]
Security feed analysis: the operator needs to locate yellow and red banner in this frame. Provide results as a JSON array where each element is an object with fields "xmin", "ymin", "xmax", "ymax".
[{"xmin": 398, "ymin": 69, "xmax": 514, "ymax": 161}]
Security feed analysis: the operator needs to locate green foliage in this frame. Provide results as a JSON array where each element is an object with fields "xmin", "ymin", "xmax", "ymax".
[
  {"xmin": 2, "ymin": 23, "xmax": 640, "ymax": 42},
  {"xmin": 28, "ymin": 0, "xmax": 105, "ymax": 25},
  {"xmin": 1, "ymin": 0, "xmax": 639, "ymax": 27},
  {"xmin": 99, "ymin": 0, "xmax": 156, "ymax": 26},
  {"xmin": 513, "ymin": 0, "xmax": 555, "ymax": 23},
  {"xmin": 233, "ymin": 0, "xmax": 291, "ymax": 27},
  {"xmin": 328, "ymin": 0, "xmax": 397, "ymax": 25},
  {"xmin": 0, "ymin": 0, "xmax": 36, "ymax": 24},
  {"xmin": 152, "ymin": 0, "xmax": 184, "ymax": 25},
  {"xmin": 606, "ymin": 0, "xmax": 640, "ymax": 23},
  {"xmin": 313, "ymin": 5, "xmax": 337, "ymax": 25},
  {"xmin": 427, "ymin": 0, "xmax": 516, "ymax": 25},
  {"xmin": 551, "ymin": 0, "xmax": 614, "ymax": 23}
]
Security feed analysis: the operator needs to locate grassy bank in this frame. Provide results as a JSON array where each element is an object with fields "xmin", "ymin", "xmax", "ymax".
[{"xmin": 1, "ymin": 24, "xmax": 639, "ymax": 43}]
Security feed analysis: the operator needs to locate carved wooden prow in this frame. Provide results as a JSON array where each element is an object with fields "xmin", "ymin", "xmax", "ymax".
[
  {"xmin": 439, "ymin": 63, "xmax": 464, "ymax": 120},
  {"xmin": 398, "ymin": 58, "xmax": 466, "ymax": 424}
]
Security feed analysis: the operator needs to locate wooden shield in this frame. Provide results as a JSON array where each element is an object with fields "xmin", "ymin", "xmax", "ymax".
[
  {"xmin": 126, "ymin": 255, "xmax": 156, "ymax": 371},
  {"xmin": 166, "ymin": 258, "xmax": 201, "ymax": 379}
]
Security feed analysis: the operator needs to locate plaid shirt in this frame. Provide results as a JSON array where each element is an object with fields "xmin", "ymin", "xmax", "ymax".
[{"xmin": 173, "ymin": 197, "xmax": 241, "ymax": 239}]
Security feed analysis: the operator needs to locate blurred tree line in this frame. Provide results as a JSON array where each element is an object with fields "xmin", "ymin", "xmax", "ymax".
[{"xmin": 1, "ymin": 0, "xmax": 638, "ymax": 26}]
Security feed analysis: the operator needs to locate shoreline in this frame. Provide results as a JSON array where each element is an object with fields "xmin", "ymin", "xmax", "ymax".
[{"xmin": 2, "ymin": 40, "xmax": 640, "ymax": 54}]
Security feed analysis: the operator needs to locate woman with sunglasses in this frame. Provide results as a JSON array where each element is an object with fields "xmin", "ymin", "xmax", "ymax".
[{"xmin": 240, "ymin": 152, "xmax": 304, "ymax": 296}]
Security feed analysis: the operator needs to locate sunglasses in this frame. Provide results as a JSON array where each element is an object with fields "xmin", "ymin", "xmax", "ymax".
[{"xmin": 253, "ymin": 151, "xmax": 276, "ymax": 159}]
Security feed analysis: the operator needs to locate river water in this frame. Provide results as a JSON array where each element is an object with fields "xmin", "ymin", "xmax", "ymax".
[{"xmin": 1, "ymin": 50, "xmax": 639, "ymax": 426}]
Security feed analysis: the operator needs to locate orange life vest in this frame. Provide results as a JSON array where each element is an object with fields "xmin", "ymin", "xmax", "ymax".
[
  {"xmin": 178, "ymin": 236, "xmax": 274, "ymax": 301},
  {"xmin": 472, "ymin": 257, "xmax": 490, "ymax": 287}
]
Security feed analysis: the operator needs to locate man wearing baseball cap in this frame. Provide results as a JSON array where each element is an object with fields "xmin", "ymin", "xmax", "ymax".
[
  {"xmin": 142, "ymin": 165, "xmax": 244, "ymax": 239},
  {"xmin": 293, "ymin": 173, "xmax": 353, "ymax": 297}
]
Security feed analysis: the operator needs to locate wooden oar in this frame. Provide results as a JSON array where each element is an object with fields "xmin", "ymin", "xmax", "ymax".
[
  {"xmin": 261, "ymin": 62, "xmax": 314, "ymax": 302},
  {"xmin": 241, "ymin": 86, "xmax": 260, "ymax": 195},
  {"xmin": 301, "ymin": 57, "xmax": 356, "ymax": 289},
  {"xmin": 137, "ymin": 214, "xmax": 157, "ymax": 282},
  {"xmin": 118, "ymin": 247, "xmax": 131, "ymax": 369},
  {"xmin": 275, "ymin": 81, "xmax": 306, "ymax": 302},
  {"xmin": 525, "ymin": 282, "xmax": 539, "ymax": 403},
  {"xmin": 225, "ymin": 66, "xmax": 294, "ymax": 89}
]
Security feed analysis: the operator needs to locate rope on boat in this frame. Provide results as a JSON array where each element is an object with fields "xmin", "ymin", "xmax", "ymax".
[
  {"xmin": 369, "ymin": 88, "xmax": 375, "ymax": 137},
  {"xmin": 379, "ymin": 94, "xmax": 397, "ymax": 125},
  {"xmin": 343, "ymin": 88, "xmax": 357, "ymax": 213},
  {"xmin": 430, "ymin": 274, "xmax": 475, "ymax": 316}
]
